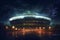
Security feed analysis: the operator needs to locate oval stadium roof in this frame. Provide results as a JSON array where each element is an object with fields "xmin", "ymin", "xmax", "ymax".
[
  {"xmin": 9, "ymin": 15, "xmax": 51, "ymax": 21},
  {"xmin": 9, "ymin": 11, "xmax": 51, "ymax": 21}
]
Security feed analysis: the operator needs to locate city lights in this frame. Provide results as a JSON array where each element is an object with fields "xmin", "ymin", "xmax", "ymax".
[
  {"xmin": 49, "ymin": 26, "xmax": 51, "ymax": 29},
  {"xmin": 5, "ymin": 26, "xmax": 52, "ymax": 35},
  {"xmin": 12, "ymin": 26, "xmax": 15, "ymax": 29},
  {"xmin": 15, "ymin": 28, "xmax": 18, "ymax": 30},
  {"xmin": 39, "ymin": 27, "xmax": 41, "ymax": 29},
  {"xmin": 43, "ymin": 27, "xmax": 45, "ymax": 29}
]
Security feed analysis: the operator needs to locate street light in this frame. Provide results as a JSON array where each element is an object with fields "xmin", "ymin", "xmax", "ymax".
[
  {"xmin": 12, "ymin": 26, "xmax": 15, "ymax": 29},
  {"xmin": 49, "ymin": 26, "xmax": 51, "ymax": 29}
]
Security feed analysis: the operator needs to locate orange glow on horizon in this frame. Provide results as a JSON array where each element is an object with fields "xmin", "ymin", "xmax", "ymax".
[
  {"xmin": 5, "ymin": 26, "xmax": 52, "ymax": 35},
  {"xmin": 15, "ymin": 27, "xmax": 46, "ymax": 35}
]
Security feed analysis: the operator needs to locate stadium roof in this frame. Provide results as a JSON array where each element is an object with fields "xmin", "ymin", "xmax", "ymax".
[
  {"xmin": 9, "ymin": 11, "xmax": 51, "ymax": 21},
  {"xmin": 9, "ymin": 15, "xmax": 51, "ymax": 21}
]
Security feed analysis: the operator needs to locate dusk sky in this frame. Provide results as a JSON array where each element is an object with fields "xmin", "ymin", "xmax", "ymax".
[{"xmin": 0, "ymin": 0, "xmax": 60, "ymax": 25}]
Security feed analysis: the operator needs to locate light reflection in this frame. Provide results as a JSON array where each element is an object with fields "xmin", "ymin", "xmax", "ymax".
[
  {"xmin": 6, "ymin": 27, "xmax": 53, "ymax": 37},
  {"xmin": 49, "ymin": 26, "xmax": 51, "ymax": 29},
  {"xmin": 15, "ymin": 28, "xmax": 18, "ymax": 30},
  {"xmin": 39, "ymin": 27, "xmax": 41, "ymax": 29},
  {"xmin": 43, "ymin": 27, "xmax": 45, "ymax": 29},
  {"xmin": 12, "ymin": 26, "xmax": 15, "ymax": 29},
  {"xmin": 48, "ymin": 32, "xmax": 52, "ymax": 36}
]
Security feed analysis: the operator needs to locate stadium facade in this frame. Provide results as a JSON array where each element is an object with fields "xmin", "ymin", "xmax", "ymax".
[
  {"xmin": 5, "ymin": 11, "xmax": 52, "ymax": 35},
  {"xmin": 9, "ymin": 11, "xmax": 51, "ymax": 29}
]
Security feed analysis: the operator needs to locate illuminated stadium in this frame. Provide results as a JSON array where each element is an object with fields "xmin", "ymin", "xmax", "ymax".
[
  {"xmin": 10, "ymin": 16, "xmax": 51, "ymax": 28},
  {"xmin": 5, "ymin": 11, "xmax": 52, "ymax": 35},
  {"xmin": 9, "ymin": 11, "xmax": 51, "ymax": 28}
]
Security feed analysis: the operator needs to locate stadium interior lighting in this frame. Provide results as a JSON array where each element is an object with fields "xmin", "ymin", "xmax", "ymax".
[
  {"xmin": 49, "ymin": 26, "xmax": 51, "ymax": 29},
  {"xmin": 12, "ymin": 26, "xmax": 15, "ymax": 29}
]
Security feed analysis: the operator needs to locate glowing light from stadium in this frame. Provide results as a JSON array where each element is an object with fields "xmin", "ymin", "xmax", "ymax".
[
  {"xmin": 9, "ymin": 16, "xmax": 25, "ymax": 21},
  {"xmin": 5, "ymin": 26, "xmax": 52, "ymax": 35},
  {"xmin": 12, "ymin": 26, "xmax": 15, "ymax": 29},
  {"xmin": 43, "ymin": 27, "xmax": 45, "ymax": 29},
  {"xmin": 15, "ymin": 28, "xmax": 18, "ymax": 30},
  {"xmin": 35, "ymin": 16, "xmax": 51, "ymax": 21},
  {"xmin": 49, "ymin": 26, "xmax": 51, "ymax": 29},
  {"xmin": 9, "ymin": 16, "xmax": 51, "ymax": 21},
  {"xmin": 9, "ymin": 11, "xmax": 51, "ymax": 21}
]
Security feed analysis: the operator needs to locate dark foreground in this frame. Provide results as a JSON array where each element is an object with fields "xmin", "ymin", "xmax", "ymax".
[{"xmin": 0, "ymin": 29, "xmax": 60, "ymax": 40}]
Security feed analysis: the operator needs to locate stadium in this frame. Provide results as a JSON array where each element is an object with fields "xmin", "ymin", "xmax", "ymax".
[
  {"xmin": 9, "ymin": 11, "xmax": 51, "ymax": 28},
  {"xmin": 5, "ymin": 11, "xmax": 52, "ymax": 35},
  {"xmin": 10, "ymin": 16, "xmax": 51, "ymax": 28}
]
